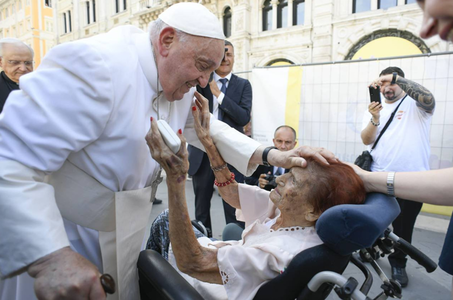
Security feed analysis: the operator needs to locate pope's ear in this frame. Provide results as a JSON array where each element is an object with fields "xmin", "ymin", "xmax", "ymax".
[{"xmin": 158, "ymin": 27, "xmax": 176, "ymax": 57}]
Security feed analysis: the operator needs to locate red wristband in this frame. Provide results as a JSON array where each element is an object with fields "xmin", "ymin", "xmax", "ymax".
[{"xmin": 214, "ymin": 172, "xmax": 235, "ymax": 187}]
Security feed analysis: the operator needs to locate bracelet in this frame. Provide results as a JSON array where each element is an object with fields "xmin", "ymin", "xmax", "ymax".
[
  {"xmin": 370, "ymin": 118, "xmax": 380, "ymax": 126},
  {"xmin": 214, "ymin": 172, "xmax": 235, "ymax": 187},
  {"xmin": 262, "ymin": 146, "xmax": 277, "ymax": 167},
  {"xmin": 387, "ymin": 172, "xmax": 395, "ymax": 196},
  {"xmin": 211, "ymin": 163, "xmax": 227, "ymax": 172}
]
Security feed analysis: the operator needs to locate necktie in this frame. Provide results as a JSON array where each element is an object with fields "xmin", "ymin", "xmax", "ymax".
[{"xmin": 219, "ymin": 78, "xmax": 228, "ymax": 94}]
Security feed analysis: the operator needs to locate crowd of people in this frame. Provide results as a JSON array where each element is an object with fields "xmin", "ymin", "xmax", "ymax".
[{"xmin": 0, "ymin": 0, "xmax": 452, "ymax": 299}]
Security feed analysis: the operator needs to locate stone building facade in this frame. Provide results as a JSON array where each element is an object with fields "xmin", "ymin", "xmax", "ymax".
[{"xmin": 46, "ymin": 0, "xmax": 453, "ymax": 72}]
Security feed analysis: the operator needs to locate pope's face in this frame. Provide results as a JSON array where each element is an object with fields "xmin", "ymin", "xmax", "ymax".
[
  {"xmin": 0, "ymin": 43, "xmax": 33, "ymax": 83},
  {"xmin": 418, "ymin": 0, "xmax": 453, "ymax": 41},
  {"xmin": 158, "ymin": 32, "xmax": 224, "ymax": 102}
]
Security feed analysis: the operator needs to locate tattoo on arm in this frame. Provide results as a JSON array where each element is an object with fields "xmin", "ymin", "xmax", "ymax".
[{"xmin": 396, "ymin": 77, "xmax": 435, "ymax": 112}]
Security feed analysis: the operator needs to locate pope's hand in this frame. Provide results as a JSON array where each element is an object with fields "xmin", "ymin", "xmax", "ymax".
[
  {"xmin": 268, "ymin": 145, "xmax": 338, "ymax": 169},
  {"xmin": 28, "ymin": 247, "xmax": 106, "ymax": 300}
]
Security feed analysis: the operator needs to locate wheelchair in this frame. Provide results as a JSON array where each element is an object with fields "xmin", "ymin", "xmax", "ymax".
[{"xmin": 137, "ymin": 192, "xmax": 437, "ymax": 300}]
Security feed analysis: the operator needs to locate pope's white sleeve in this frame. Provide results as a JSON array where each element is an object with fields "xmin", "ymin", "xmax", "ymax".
[
  {"xmin": 0, "ymin": 41, "xmax": 113, "ymax": 276},
  {"xmin": 184, "ymin": 113, "xmax": 260, "ymax": 176}
]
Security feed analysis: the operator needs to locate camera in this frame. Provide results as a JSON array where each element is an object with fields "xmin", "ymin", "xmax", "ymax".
[{"xmin": 263, "ymin": 174, "xmax": 277, "ymax": 191}]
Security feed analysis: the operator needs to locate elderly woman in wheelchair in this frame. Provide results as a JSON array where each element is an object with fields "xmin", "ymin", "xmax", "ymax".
[{"xmin": 144, "ymin": 96, "xmax": 367, "ymax": 300}]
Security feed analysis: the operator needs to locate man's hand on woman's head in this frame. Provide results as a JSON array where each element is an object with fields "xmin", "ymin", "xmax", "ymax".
[
  {"xmin": 145, "ymin": 117, "xmax": 188, "ymax": 180},
  {"xmin": 268, "ymin": 145, "xmax": 338, "ymax": 169}
]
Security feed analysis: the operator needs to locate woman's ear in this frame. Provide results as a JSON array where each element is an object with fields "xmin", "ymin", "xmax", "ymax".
[
  {"xmin": 305, "ymin": 209, "xmax": 320, "ymax": 223},
  {"xmin": 157, "ymin": 27, "xmax": 176, "ymax": 57}
]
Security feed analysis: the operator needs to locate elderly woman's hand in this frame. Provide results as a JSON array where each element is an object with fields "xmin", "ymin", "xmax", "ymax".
[
  {"xmin": 145, "ymin": 117, "xmax": 188, "ymax": 180},
  {"xmin": 192, "ymin": 91, "xmax": 213, "ymax": 147}
]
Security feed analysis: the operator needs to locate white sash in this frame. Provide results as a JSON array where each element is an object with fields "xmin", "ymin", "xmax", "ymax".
[{"xmin": 48, "ymin": 160, "xmax": 156, "ymax": 300}]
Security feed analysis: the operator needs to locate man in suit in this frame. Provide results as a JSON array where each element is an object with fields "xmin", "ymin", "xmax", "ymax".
[
  {"xmin": 245, "ymin": 125, "xmax": 297, "ymax": 190},
  {"xmin": 188, "ymin": 40, "xmax": 252, "ymax": 236}
]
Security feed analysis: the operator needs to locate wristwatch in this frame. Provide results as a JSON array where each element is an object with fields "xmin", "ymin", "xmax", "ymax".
[
  {"xmin": 262, "ymin": 146, "xmax": 276, "ymax": 167},
  {"xmin": 391, "ymin": 72, "xmax": 398, "ymax": 85}
]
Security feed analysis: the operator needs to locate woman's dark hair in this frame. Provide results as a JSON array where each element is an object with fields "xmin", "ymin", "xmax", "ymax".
[{"xmin": 303, "ymin": 158, "xmax": 366, "ymax": 216}]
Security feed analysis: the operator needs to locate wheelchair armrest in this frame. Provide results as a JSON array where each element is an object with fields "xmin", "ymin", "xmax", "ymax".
[{"xmin": 138, "ymin": 250, "xmax": 204, "ymax": 300}]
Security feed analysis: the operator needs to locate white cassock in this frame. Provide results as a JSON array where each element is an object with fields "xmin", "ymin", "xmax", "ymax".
[{"xmin": 0, "ymin": 25, "xmax": 260, "ymax": 300}]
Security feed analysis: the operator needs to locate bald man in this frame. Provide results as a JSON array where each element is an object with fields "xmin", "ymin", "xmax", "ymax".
[{"xmin": 0, "ymin": 38, "xmax": 34, "ymax": 113}]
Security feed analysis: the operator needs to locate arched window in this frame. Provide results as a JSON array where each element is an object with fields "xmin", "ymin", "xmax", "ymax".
[
  {"xmin": 378, "ymin": 0, "xmax": 397, "ymax": 10},
  {"xmin": 262, "ymin": 0, "xmax": 273, "ymax": 31},
  {"xmin": 293, "ymin": 0, "xmax": 305, "ymax": 25},
  {"xmin": 277, "ymin": 0, "xmax": 288, "ymax": 28},
  {"xmin": 223, "ymin": 7, "xmax": 232, "ymax": 38}
]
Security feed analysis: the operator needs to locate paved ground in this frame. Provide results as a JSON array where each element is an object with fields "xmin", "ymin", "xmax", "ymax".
[{"xmin": 150, "ymin": 175, "xmax": 451, "ymax": 300}]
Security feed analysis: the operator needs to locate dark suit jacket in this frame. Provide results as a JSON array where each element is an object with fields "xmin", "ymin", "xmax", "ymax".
[{"xmin": 188, "ymin": 74, "xmax": 252, "ymax": 175}]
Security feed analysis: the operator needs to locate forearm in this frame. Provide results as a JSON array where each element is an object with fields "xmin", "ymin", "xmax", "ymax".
[
  {"xmin": 395, "ymin": 77, "xmax": 435, "ymax": 112},
  {"xmin": 361, "ymin": 122, "xmax": 378, "ymax": 145},
  {"xmin": 201, "ymin": 139, "xmax": 241, "ymax": 209},
  {"xmin": 166, "ymin": 177, "xmax": 222, "ymax": 283},
  {"xmin": 363, "ymin": 168, "xmax": 453, "ymax": 206}
]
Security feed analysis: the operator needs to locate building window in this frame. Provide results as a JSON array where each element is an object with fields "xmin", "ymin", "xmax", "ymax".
[
  {"xmin": 86, "ymin": 2, "xmax": 90, "ymax": 24},
  {"xmin": 277, "ymin": 0, "xmax": 288, "ymax": 28},
  {"xmin": 93, "ymin": 0, "xmax": 96, "ymax": 22},
  {"xmin": 123, "ymin": 0, "xmax": 127, "ymax": 10},
  {"xmin": 378, "ymin": 0, "xmax": 397, "ymax": 9},
  {"xmin": 262, "ymin": 0, "xmax": 273, "ymax": 31},
  {"xmin": 223, "ymin": 7, "xmax": 232, "ymax": 38},
  {"xmin": 115, "ymin": 0, "xmax": 119, "ymax": 13},
  {"xmin": 45, "ymin": 0, "xmax": 51, "ymax": 7},
  {"xmin": 293, "ymin": 0, "xmax": 305, "ymax": 25},
  {"xmin": 353, "ymin": 0, "xmax": 371, "ymax": 13},
  {"xmin": 68, "ymin": 11, "xmax": 72, "ymax": 32},
  {"xmin": 63, "ymin": 13, "xmax": 67, "ymax": 33}
]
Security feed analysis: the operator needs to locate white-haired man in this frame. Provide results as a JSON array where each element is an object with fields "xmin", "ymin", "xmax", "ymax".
[
  {"xmin": 0, "ymin": 3, "xmax": 336, "ymax": 300},
  {"xmin": 0, "ymin": 38, "xmax": 34, "ymax": 113}
]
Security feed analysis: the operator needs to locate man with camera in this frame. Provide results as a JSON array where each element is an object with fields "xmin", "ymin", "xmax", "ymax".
[
  {"xmin": 188, "ymin": 40, "xmax": 253, "ymax": 235},
  {"xmin": 360, "ymin": 66, "xmax": 435, "ymax": 288},
  {"xmin": 245, "ymin": 125, "xmax": 297, "ymax": 191}
]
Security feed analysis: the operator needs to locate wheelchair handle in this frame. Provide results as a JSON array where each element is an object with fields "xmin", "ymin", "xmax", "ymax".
[
  {"xmin": 306, "ymin": 271, "xmax": 371, "ymax": 300},
  {"xmin": 388, "ymin": 232, "xmax": 437, "ymax": 273}
]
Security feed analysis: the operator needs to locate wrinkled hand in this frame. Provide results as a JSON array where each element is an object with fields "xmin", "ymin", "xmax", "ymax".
[
  {"xmin": 28, "ymin": 247, "xmax": 105, "ymax": 300},
  {"xmin": 209, "ymin": 80, "xmax": 221, "ymax": 98},
  {"xmin": 192, "ymin": 91, "xmax": 213, "ymax": 147},
  {"xmin": 258, "ymin": 173, "xmax": 270, "ymax": 189},
  {"xmin": 145, "ymin": 117, "xmax": 188, "ymax": 180},
  {"xmin": 270, "ymin": 146, "xmax": 338, "ymax": 169},
  {"xmin": 368, "ymin": 101, "xmax": 382, "ymax": 119}
]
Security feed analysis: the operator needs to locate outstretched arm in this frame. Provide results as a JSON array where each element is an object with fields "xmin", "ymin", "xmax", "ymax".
[
  {"xmin": 348, "ymin": 163, "xmax": 453, "ymax": 206},
  {"xmin": 145, "ymin": 117, "xmax": 221, "ymax": 284}
]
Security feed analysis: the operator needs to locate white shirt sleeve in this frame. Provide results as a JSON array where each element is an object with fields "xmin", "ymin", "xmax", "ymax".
[{"xmin": 0, "ymin": 41, "xmax": 114, "ymax": 276}]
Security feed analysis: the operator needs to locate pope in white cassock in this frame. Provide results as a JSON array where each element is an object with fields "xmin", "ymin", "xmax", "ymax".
[{"xmin": 0, "ymin": 3, "xmax": 336, "ymax": 300}]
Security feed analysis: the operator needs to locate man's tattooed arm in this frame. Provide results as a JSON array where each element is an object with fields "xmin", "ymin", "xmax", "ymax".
[{"xmin": 396, "ymin": 77, "xmax": 435, "ymax": 113}]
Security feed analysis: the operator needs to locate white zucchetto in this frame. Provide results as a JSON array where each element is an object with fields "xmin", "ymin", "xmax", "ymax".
[{"xmin": 159, "ymin": 2, "xmax": 225, "ymax": 40}]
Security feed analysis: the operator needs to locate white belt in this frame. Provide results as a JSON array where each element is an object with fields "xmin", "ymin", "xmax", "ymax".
[{"xmin": 48, "ymin": 160, "xmax": 160, "ymax": 300}]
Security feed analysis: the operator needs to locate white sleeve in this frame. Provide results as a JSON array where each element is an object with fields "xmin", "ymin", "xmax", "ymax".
[
  {"xmin": 235, "ymin": 184, "xmax": 275, "ymax": 227},
  {"xmin": 184, "ymin": 111, "xmax": 260, "ymax": 176},
  {"xmin": 0, "ymin": 41, "xmax": 114, "ymax": 276}
]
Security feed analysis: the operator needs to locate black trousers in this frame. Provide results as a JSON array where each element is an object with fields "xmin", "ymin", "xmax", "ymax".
[
  {"xmin": 192, "ymin": 153, "xmax": 245, "ymax": 231},
  {"xmin": 388, "ymin": 197, "xmax": 423, "ymax": 268}
]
